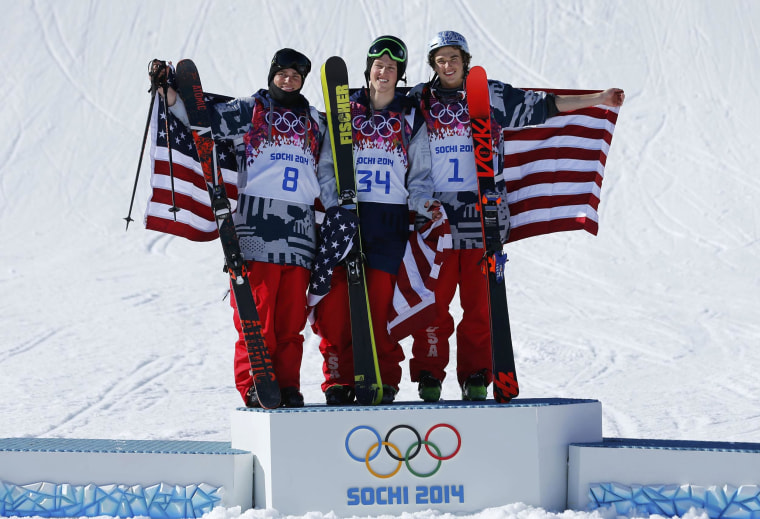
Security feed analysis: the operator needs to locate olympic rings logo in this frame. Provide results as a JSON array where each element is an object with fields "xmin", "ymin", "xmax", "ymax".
[
  {"xmin": 429, "ymin": 100, "xmax": 470, "ymax": 125},
  {"xmin": 345, "ymin": 424, "xmax": 461, "ymax": 478},
  {"xmin": 352, "ymin": 113, "xmax": 402, "ymax": 138},
  {"xmin": 266, "ymin": 110, "xmax": 311, "ymax": 135}
]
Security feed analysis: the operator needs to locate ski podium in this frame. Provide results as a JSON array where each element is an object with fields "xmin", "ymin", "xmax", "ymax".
[{"xmin": 230, "ymin": 61, "xmax": 602, "ymax": 517}]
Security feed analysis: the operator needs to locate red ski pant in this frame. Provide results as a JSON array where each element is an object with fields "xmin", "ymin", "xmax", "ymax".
[
  {"xmin": 311, "ymin": 266, "xmax": 405, "ymax": 392},
  {"xmin": 410, "ymin": 248, "xmax": 492, "ymax": 386},
  {"xmin": 231, "ymin": 262, "xmax": 309, "ymax": 402}
]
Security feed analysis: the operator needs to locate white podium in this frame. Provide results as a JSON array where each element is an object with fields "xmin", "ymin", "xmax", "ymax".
[{"xmin": 231, "ymin": 398, "xmax": 602, "ymax": 516}]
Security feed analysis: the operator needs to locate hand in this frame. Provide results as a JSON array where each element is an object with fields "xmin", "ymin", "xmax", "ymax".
[
  {"xmin": 600, "ymin": 88, "xmax": 625, "ymax": 107},
  {"xmin": 148, "ymin": 59, "xmax": 174, "ymax": 92},
  {"xmin": 425, "ymin": 200, "xmax": 443, "ymax": 221}
]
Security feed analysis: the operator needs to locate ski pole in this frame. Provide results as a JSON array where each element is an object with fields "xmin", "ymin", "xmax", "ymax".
[
  {"xmin": 162, "ymin": 81, "xmax": 180, "ymax": 218},
  {"xmin": 124, "ymin": 81, "xmax": 158, "ymax": 231}
]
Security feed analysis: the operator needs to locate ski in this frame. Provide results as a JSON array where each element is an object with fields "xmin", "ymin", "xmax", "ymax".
[
  {"xmin": 174, "ymin": 59, "xmax": 281, "ymax": 409},
  {"xmin": 320, "ymin": 56, "xmax": 383, "ymax": 405},
  {"xmin": 466, "ymin": 65, "xmax": 520, "ymax": 403}
]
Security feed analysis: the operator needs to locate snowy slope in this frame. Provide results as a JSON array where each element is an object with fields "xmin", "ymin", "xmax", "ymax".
[{"xmin": 1, "ymin": 0, "xmax": 759, "ymax": 468}]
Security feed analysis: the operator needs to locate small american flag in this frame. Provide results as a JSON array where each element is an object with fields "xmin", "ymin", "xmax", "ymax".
[
  {"xmin": 145, "ymin": 93, "xmax": 238, "ymax": 241},
  {"xmin": 387, "ymin": 210, "xmax": 452, "ymax": 342},
  {"xmin": 306, "ymin": 206, "xmax": 359, "ymax": 320}
]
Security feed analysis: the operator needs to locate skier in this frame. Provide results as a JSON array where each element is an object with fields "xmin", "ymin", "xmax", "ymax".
[
  {"xmin": 408, "ymin": 30, "xmax": 625, "ymax": 402},
  {"xmin": 312, "ymin": 35, "xmax": 440, "ymax": 405},
  {"xmin": 151, "ymin": 49, "xmax": 334, "ymax": 408}
]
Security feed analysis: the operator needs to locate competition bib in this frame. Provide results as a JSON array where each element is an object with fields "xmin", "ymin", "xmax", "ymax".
[
  {"xmin": 353, "ymin": 147, "xmax": 409, "ymax": 204},
  {"xmin": 429, "ymin": 134, "xmax": 478, "ymax": 192},
  {"xmin": 242, "ymin": 141, "xmax": 320, "ymax": 204},
  {"xmin": 351, "ymin": 109, "xmax": 410, "ymax": 205}
]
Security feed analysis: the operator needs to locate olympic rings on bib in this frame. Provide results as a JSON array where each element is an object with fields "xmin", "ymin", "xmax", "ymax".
[
  {"xmin": 266, "ymin": 110, "xmax": 311, "ymax": 135},
  {"xmin": 429, "ymin": 100, "xmax": 470, "ymax": 126},
  {"xmin": 352, "ymin": 113, "xmax": 402, "ymax": 138},
  {"xmin": 345, "ymin": 423, "xmax": 461, "ymax": 478}
]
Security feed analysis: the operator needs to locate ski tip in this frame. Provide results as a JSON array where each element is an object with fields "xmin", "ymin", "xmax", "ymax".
[
  {"xmin": 324, "ymin": 55, "xmax": 345, "ymax": 66},
  {"xmin": 466, "ymin": 65, "xmax": 490, "ymax": 118}
]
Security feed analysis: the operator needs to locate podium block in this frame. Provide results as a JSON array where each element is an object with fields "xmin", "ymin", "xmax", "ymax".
[
  {"xmin": 231, "ymin": 398, "xmax": 601, "ymax": 516},
  {"xmin": 568, "ymin": 438, "xmax": 760, "ymax": 516},
  {"xmin": 0, "ymin": 438, "xmax": 252, "ymax": 518}
]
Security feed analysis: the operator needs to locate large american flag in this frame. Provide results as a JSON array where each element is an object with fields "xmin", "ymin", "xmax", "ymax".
[
  {"xmin": 387, "ymin": 92, "xmax": 620, "ymax": 338},
  {"xmin": 144, "ymin": 93, "xmax": 238, "ymax": 241},
  {"xmin": 503, "ymin": 90, "xmax": 620, "ymax": 242}
]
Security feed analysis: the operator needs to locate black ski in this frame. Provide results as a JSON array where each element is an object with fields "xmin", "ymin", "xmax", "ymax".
[
  {"xmin": 320, "ymin": 56, "xmax": 382, "ymax": 405},
  {"xmin": 466, "ymin": 65, "xmax": 519, "ymax": 403},
  {"xmin": 174, "ymin": 59, "xmax": 280, "ymax": 409}
]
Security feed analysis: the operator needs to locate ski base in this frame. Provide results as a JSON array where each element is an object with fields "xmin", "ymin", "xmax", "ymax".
[
  {"xmin": 321, "ymin": 56, "xmax": 383, "ymax": 406},
  {"xmin": 467, "ymin": 65, "xmax": 520, "ymax": 403}
]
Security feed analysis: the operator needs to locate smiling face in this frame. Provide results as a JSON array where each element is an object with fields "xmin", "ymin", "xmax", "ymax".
[
  {"xmin": 369, "ymin": 54, "xmax": 399, "ymax": 95},
  {"xmin": 272, "ymin": 67, "xmax": 303, "ymax": 92},
  {"xmin": 431, "ymin": 46, "xmax": 465, "ymax": 89}
]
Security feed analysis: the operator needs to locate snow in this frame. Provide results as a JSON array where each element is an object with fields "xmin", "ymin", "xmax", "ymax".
[{"xmin": 1, "ymin": 0, "xmax": 759, "ymax": 518}]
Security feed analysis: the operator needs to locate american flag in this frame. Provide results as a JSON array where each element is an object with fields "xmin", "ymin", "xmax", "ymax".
[
  {"xmin": 503, "ymin": 90, "xmax": 620, "ymax": 242},
  {"xmin": 387, "ymin": 210, "xmax": 452, "ymax": 342},
  {"xmin": 145, "ymin": 93, "xmax": 238, "ymax": 241},
  {"xmin": 306, "ymin": 206, "xmax": 359, "ymax": 321}
]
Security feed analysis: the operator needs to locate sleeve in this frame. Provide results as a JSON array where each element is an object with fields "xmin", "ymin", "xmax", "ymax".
[
  {"xmin": 208, "ymin": 97, "xmax": 255, "ymax": 141},
  {"xmin": 168, "ymin": 96, "xmax": 190, "ymax": 126},
  {"xmin": 488, "ymin": 79, "xmax": 552, "ymax": 128},
  {"xmin": 404, "ymin": 108, "xmax": 437, "ymax": 217},
  {"xmin": 316, "ymin": 122, "xmax": 339, "ymax": 209},
  {"xmin": 168, "ymin": 95, "xmax": 254, "ymax": 142}
]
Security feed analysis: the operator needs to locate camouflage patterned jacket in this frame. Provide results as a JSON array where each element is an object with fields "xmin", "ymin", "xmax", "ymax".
[{"xmin": 172, "ymin": 89, "xmax": 334, "ymax": 269}]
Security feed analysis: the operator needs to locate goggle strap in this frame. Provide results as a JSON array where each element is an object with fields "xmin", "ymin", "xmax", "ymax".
[{"xmin": 367, "ymin": 48, "xmax": 406, "ymax": 63}]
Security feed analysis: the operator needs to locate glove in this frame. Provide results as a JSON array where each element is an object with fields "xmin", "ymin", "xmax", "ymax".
[{"xmin": 148, "ymin": 59, "xmax": 176, "ymax": 92}]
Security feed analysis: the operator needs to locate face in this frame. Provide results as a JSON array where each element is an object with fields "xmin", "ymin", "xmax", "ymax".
[
  {"xmin": 432, "ymin": 47, "xmax": 465, "ymax": 89},
  {"xmin": 272, "ymin": 68, "xmax": 303, "ymax": 92},
  {"xmin": 369, "ymin": 54, "xmax": 399, "ymax": 94}
]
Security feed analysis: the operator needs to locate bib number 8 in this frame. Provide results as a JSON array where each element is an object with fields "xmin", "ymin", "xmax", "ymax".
[{"xmin": 282, "ymin": 167, "xmax": 299, "ymax": 192}]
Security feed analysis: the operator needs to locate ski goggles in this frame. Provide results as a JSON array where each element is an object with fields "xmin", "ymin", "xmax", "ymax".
[
  {"xmin": 367, "ymin": 37, "xmax": 407, "ymax": 63},
  {"xmin": 271, "ymin": 48, "xmax": 312, "ymax": 78}
]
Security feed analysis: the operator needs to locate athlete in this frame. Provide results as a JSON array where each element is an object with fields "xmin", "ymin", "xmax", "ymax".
[
  {"xmin": 312, "ymin": 36, "xmax": 439, "ymax": 405},
  {"xmin": 153, "ymin": 49, "xmax": 334, "ymax": 408},
  {"xmin": 408, "ymin": 31, "xmax": 625, "ymax": 402}
]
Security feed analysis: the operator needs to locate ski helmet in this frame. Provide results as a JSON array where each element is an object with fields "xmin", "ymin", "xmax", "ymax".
[
  {"xmin": 268, "ymin": 48, "xmax": 312, "ymax": 85},
  {"xmin": 365, "ymin": 35, "xmax": 408, "ymax": 83},
  {"xmin": 427, "ymin": 30, "xmax": 471, "ymax": 69}
]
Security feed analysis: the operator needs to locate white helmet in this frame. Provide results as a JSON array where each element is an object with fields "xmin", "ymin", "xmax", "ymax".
[
  {"xmin": 428, "ymin": 31, "xmax": 470, "ymax": 55},
  {"xmin": 427, "ymin": 30, "xmax": 471, "ymax": 69}
]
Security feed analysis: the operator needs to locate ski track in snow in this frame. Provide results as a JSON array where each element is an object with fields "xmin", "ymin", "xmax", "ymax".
[{"xmin": 38, "ymin": 355, "xmax": 177, "ymax": 437}]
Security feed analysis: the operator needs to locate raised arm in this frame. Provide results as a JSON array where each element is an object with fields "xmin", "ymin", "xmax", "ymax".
[
  {"xmin": 149, "ymin": 59, "xmax": 178, "ymax": 106},
  {"xmin": 555, "ymin": 88, "xmax": 625, "ymax": 112}
]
